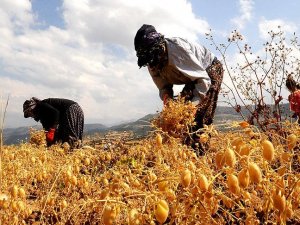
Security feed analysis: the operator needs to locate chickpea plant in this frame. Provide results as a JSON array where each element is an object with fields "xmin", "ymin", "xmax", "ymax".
[{"xmin": 0, "ymin": 31, "xmax": 300, "ymax": 224}]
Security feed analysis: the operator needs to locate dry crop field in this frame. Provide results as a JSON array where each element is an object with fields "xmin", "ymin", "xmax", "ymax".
[{"xmin": 0, "ymin": 99, "xmax": 299, "ymax": 225}]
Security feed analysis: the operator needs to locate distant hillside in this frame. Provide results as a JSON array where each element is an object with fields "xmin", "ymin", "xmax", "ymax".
[
  {"xmin": 2, "ymin": 114, "xmax": 155, "ymax": 145},
  {"xmin": 2, "ymin": 103, "xmax": 293, "ymax": 145},
  {"xmin": 3, "ymin": 125, "xmax": 41, "ymax": 145},
  {"xmin": 216, "ymin": 103, "xmax": 292, "ymax": 119},
  {"xmin": 108, "ymin": 114, "xmax": 155, "ymax": 137},
  {"xmin": 2, "ymin": 123, "xmax": 107, "ymax": 145},
  {"xmin": 84, "ymin": 123, "xmax": 108, "ymax": 134}
]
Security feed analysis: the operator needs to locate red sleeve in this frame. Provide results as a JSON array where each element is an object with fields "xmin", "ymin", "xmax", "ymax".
[{"xmin": 289, "ymin": 91, "xmax": 300, "ymax": 113}]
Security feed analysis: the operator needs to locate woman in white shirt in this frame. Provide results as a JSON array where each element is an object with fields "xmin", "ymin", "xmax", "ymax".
[{"xmin": 134, "ymin": 24, "xmax": 224, "ymax": 155}]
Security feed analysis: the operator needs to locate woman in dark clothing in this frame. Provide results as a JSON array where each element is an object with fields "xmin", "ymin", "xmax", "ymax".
[{"xmin": 23, "ymin": 97, "xmax": 84, "ymax": 148}]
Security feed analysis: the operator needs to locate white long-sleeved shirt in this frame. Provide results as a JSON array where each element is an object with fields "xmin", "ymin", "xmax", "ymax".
[{"xmin": 148, "ymin": 37, "xmax": 215, "ymax": 103}]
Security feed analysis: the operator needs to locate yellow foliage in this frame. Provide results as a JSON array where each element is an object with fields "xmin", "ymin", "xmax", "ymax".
[{"xmin": 0, "ymin": 100, "xmax": 298, "ymax": 224}]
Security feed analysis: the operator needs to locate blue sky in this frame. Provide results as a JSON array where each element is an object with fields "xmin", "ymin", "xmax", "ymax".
[
  {"xmin": 0, "ymin": 0, "xmax": 299, "ymax": 128},
  {"xmin": 31, "ymin": 0, "xmax": 64, "ymax": 29}
]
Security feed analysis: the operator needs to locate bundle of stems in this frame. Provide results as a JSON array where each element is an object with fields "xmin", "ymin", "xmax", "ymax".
[{"xmin": 0, "ymin": 94, "xmax": 9, "ymax": 192}]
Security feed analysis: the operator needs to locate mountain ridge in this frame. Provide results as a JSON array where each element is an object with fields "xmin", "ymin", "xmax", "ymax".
[{"xmin": 2, "ymin": 104, "xmax": 292, "ymax": 145}]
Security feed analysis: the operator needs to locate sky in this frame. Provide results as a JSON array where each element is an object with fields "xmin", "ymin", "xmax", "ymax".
[{"xmin": 0, "ymin": 0, "xmax": 299, "ymax": 128}]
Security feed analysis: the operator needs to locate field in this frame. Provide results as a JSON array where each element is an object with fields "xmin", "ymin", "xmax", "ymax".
[{"xmin": 0, "ymin": 99, "xmax": 299, "ymax": 225}]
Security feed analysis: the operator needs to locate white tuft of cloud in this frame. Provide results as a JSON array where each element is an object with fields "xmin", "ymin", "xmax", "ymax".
[
  {"xmin": 258, "ymin": 18, "xmax": 298, "ymax": 39},
  {"xmin": 231, "ymin": 0, "xmax": 254, "ymax": 30},
  {"xmin": 0, "ymin": 0, "xmax": 34, "ymax": 31},
  {"xmin": 62, "ymin": 0, "xmax": 210, "ymax": 46}
]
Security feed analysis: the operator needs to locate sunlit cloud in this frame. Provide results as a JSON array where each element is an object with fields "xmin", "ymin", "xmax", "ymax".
[
  {"xmin": 258, "ymin": 18, "xmax": 298, "ymax": 39},
  {"xmin": 231, "ymin": 0, "xmax": 254, "ymax": 30}
]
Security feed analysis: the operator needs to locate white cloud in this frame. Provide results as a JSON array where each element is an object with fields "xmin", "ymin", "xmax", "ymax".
[
  {"xmin": 0, "ymin": 0, "xmax": 210, "ymax": 127},
  {"xmin": 62, "ymin": 0, "xmax": 210, "ymax": 46},
  {"xmin": 258, "ymin": 18, "xmax": 298, "ymax": 39},
  {"xmin": 231, "ymin": 0, "xmax": 254, "ymax": 30},
  {"xmin": 0, "ymin": 0, "xmax": 34, "ymax": 30}
]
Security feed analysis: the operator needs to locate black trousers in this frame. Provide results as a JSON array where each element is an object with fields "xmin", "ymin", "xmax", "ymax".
[{"xmin": 57, "ymin": 103, "xmax": 84, "ymax": 147}]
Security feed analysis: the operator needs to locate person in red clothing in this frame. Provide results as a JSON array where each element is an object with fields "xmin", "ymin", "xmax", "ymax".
[
  {"xmin": 286, "ymin": 75, "xmax": 300, "ymax": 124},
  {"xmin": 23, "ymin": 97, "xmax": 84, "ymax": 148}
]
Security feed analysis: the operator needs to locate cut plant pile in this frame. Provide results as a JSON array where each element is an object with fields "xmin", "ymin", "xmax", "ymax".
[{"xmin": 0, "ymin": 98, "xmax": 299, "ymax": 224}]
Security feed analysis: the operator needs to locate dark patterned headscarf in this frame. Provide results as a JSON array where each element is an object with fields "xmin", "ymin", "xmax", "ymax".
[
  {"xmin": 23, "ymin": 97, "xmax": 40, "ymax": 118},
  {"xmin": 134, "ymin": 24, "xmax": 166, "ymax": 68},
  {"xmin": 286, "ymin": 74, "xmax": 300, "ymax": 92}
]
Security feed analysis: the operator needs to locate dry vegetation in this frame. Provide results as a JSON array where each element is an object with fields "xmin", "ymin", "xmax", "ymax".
[{"xmin": 0, "ymin": 98, "xmax": 299, "ymax": 225}]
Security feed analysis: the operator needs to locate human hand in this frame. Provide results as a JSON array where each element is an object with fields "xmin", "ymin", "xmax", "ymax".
[
  {"xmin": 163, "ymin": 94, "xmax": 172, "ymax": 105},
  {"xmin": 46, "ymin": 128, "xmax": 56, "ymax": 144}
]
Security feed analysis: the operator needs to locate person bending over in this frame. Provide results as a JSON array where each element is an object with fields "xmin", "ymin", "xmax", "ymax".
[
  {"xmin": 23, "ymin": 97, "xmax": 84, "ymax": 148},
  {"xmin": 134, "ymin": 24, "xmax": 224, "ymax": 155}
]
